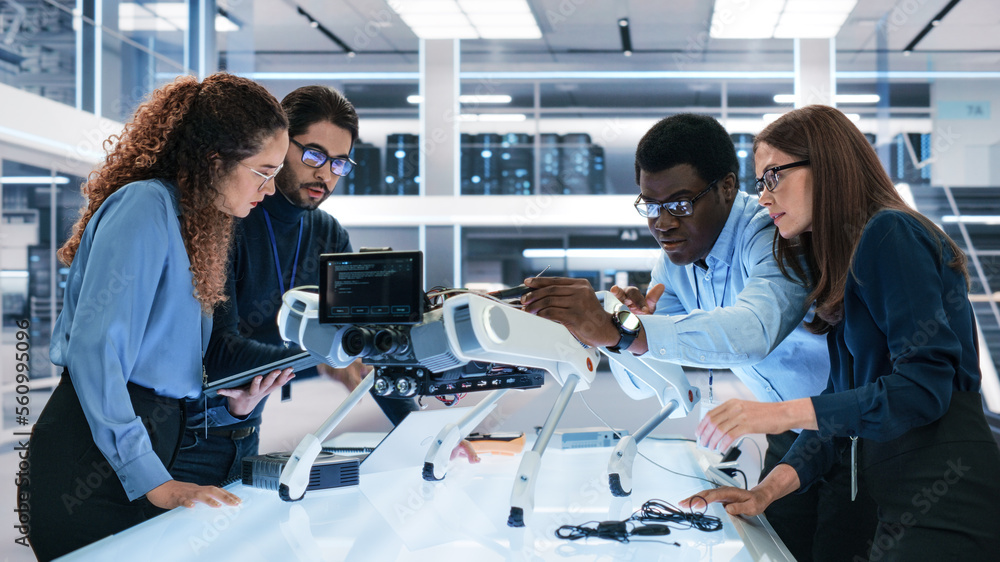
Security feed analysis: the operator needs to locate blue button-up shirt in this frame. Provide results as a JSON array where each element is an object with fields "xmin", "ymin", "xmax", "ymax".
[
  {"xmin": 641, "ymin": 191, "xmax": 830, "ymax": 403},
  {"xmin": 50, "ymin": 179, "xmax": 209, "ymax": 501}
]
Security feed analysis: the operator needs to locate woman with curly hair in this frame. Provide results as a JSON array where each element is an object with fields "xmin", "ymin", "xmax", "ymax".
[
  {"xmin": 25, "ymin": 72, "xmax": 291, "ymax": 560},
  {"xmin": 683, "ymin": 105, "xmax": 1000, "ymax": 560}
]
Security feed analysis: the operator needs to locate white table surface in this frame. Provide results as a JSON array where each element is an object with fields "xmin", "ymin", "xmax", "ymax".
[{"xmin": 61, "ymin": 435, "xmax": 791, "ymax": 561}]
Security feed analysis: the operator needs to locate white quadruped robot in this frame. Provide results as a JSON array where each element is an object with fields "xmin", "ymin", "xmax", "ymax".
[{"xmin": 274, "ymin": 251, "xmax": 699, "ymax": 527}]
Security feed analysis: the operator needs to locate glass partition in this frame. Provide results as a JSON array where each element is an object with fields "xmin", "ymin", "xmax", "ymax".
[{"xmin": 1, "ymin": 160, "xmax": 84, "ymax": 382}]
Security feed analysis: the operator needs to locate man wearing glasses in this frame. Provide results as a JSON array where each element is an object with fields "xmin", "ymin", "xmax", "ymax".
[
  {"xmin": 171, "ymin": 86, "xmax": 415, "ymax": 487},
  {"xmin": 521, "ymin": 114, "xmax": 876, "ymax": 561}
]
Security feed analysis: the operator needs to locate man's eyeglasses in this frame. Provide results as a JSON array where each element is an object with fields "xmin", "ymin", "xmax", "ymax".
[
  {"xmin": 291, "ymin": 139, "xmax": 356, "ymax": 177},
  {"xmin": 634, "ymin": 179, "xmax": 719, "ymax": 219},
  {"xmin": 238, "ymin": 161, "xmax": 284, "ymax": 191},
  {"xmin": 754, "ymin": 160, "xmax": 809, "ymax": 196}
]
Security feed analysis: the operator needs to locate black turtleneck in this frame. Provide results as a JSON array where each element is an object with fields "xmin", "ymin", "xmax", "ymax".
[
  {"xmin": 192, "ymin": 191, "xmax": 351, "ymax": 429},
  {"xmin": 209, "ymin": 191, "xmax": 351, "ymax": 375}
]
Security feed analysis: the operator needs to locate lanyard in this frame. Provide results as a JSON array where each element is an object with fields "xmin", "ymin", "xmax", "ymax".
[
  {"xmin": 262, "ymin": 209, "xmax": 304, "ymax": 296},
  {"xmin": 693, "ymin": 260, "xmax": 729, "ymax": 405}
]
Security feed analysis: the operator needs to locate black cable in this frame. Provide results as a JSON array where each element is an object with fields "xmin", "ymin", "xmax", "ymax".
[
  {"xmin": 554, "ymin": 520, "xmax": 679, "ymax": 545},
  {"xmin": 554, "ymin": 497, "xmax": 722, "ymax": 545},
  {"xmin": 732, "ymin": 468, "xmax": 748, "ymax": 489},
  {"xmin": 631, "ymin": 498, "xmax": 723, "ymax": 532}
]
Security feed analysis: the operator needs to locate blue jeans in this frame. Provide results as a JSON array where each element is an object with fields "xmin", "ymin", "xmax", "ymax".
[
  {"xmin": 170, "ymin": 393, "xmax": 413, "ymax": 487},
  {"xmin": 170, "ymin": 427, "xmax": 260, "ymax": 486}
]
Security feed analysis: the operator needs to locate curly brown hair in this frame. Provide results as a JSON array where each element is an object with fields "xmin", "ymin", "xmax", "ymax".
[{"xmin": 59, "ymin": 73, "xmax": 288, "ymax": 312}]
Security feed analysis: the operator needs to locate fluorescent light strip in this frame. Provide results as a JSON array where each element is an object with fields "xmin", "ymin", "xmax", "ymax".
[
  {"xmin": 765, "ymin": 112, "xmax": 859, "ymax": 123},
  {"xmin": 408, "ymin": 94, "xmax": 512, "ymax": 104},
  {"xmin": 461, "ymin": 95, "xmax": 512, "ymax": 103},
  {"xmin": 941, "ymin": 215, "xmax": 1000, "ymax": 226},
  {"xmin": 118, "ymin": 2, "xmax": 239, "ymax": 32},
  {"xmin": 461, "ymin": 70, "xmax": 796, "ymax": 80},
  {"xmin": 838, "ymin": 71, "xmax": 1000, "ymax": 79},
  {"xmin": 0, "ymin": 125, "xmax": 105, "ymax": 162},
  {"xmin": 523, "ymin": 249, "xmax": 660, "ymax": 259},
  {"xmin": 233, "ymin": 71, "xmax": 795, "ymax": 82},
  {"xmin": 243, "ymin": 72, "xmax": 421, "ymax": 81},
  {"xmin": 200, "ymin": 70, "xmax": 1000, "ymax": 82},
  {"xmin": 774, "ymin": 93, "xmax": 880, "ymax": 104},
  {"xmin": 459, "ymin": 114, "xmax": 526, "ymax": 122},
  {"xmin": 0, "ymin": 271, "xmax": 30, "ymax": 278},
  {"xmin": 0, "ymin": 176, "xmax": 71, "ymax": 184}
]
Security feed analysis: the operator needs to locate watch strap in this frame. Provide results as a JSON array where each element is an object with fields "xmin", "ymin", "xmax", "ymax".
[{"xmin": 607, "ymin": 309, "xmax": 639, "ymax": 353}]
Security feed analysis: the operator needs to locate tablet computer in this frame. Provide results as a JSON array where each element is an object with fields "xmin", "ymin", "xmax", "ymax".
[{"xmin": 202, "ymin": 351, "xmax": 322, "ymax": 398}]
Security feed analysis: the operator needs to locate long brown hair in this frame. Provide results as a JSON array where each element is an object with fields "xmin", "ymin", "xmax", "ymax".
[
  {"xmin": 754, "ymin": 105, "xmax": 968, "ymax": 334},
  {"xmin": 59, "ymin": 73, "xmax": 288, "ymax": 312}
]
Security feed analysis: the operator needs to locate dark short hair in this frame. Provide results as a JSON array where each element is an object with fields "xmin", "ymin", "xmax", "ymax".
[
  {"xmin": 281, "ymin": 85, "xmax": 359, "ymax": 145},
  {"xmin": 634, "ymin": 113, "xmax": 738, "ymax": 185}
]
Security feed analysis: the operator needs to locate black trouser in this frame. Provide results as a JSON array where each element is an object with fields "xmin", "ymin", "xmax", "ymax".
[
  {"xmin": 761, "ymin": 430, "xmax": 879, "ymax": 562},
  {"xmin": 860, "ymin": 391, "xmax": 1000, "ymax": 562},
  {"xmin": 23, "ymin": 372, "xmax": 184, "ymax": 561}
]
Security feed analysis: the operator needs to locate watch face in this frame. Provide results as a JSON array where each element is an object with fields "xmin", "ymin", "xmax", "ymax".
[{"xmin": 616, "ymin": 310, "xmax": 641, "ymax": 334}]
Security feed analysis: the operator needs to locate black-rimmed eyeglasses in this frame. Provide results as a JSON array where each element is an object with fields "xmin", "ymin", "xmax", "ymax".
[
  {"xmin": 754, "ymin": 160, "xmax": 809, "ymax": 196},
  {"xmin": 634, "ymin": 179, "xmax": 719, "ymax": 218},
  {"xmin": 291, "ymin": 139, "xmax": 356, "ymax": 177},
  {"xmin": 238, "ymin": 161, "xmax": 284, "ymax": 191}
]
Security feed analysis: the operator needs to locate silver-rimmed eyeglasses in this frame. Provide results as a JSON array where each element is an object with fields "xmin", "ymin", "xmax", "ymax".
[
  {"xmin": 634, "ymin": 179, "xmax": 719, "ymax": 218},
  {"xmin": 238, "ymin": 161, "xmax": 284, "ymax": 191}
]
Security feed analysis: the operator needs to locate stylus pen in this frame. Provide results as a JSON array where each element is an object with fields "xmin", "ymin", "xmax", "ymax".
[{"xmin": 491, "ymin": 266, "xmax": 552, "ymax": 300}]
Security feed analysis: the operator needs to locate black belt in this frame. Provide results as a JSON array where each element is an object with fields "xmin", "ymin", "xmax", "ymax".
[{"xmin": 207, "ymin": 426, "xmax": 256, "ymax": 440}]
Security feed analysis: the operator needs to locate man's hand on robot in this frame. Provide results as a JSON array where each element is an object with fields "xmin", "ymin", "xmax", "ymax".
[
  {"xmin": 609, "ymin": 283, "xmax": 665, "ymax": 315},
  {"xmin": 519, "ymin": 276, "xmax": 620, "ymax": 348}
]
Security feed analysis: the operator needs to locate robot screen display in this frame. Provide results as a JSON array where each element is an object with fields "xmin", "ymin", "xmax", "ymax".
[{"xmin": 319, "ymin": 251, "xmax": 424, "ymax": 324}]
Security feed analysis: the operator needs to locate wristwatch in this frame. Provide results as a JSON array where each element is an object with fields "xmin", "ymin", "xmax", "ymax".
[{"xmin": 607, "ymin": 304, "xmax": 641, "ymax": 353}]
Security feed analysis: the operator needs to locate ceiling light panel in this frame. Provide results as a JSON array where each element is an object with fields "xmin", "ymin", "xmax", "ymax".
[
  {"xmin": 409, "ymin": 25, "xmax": 478, "ymax": 39},
  {"xmin": 388, "ymin": 0, "xmax": 541, "ymax": 39},
  {"xmin": 390, "ymin": 0, "xmax": 464, "ymax": 15},
  {"xmin": 710, "ymin": 0, "xmax": 857, "ymax": 39},
  {"xmin": 465, "ymin": 14, "xmax": 537, "ymax": 27},
  {"xmin": 401, "ymin": 14, "xmax": 474, "ymax": 27},
  {"xmin": 457, "ymin": 0, "xmax": 532, "ymax": 14},
  {"xmin": 773, "ymin": 24, "xmax": 844, "ymax": 38},
  {"xmin": 781, "ymin": 0, "xmax": 857, "ymax": 14}
]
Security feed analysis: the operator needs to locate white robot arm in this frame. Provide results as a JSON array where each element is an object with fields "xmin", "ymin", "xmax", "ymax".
[
  {"xmin": 595, "ymin": 290, "xmax": 701, "ymax": 496},
  {"xmin": 275, "ymin": 289, "xmax": 600, "ymax": 520}
]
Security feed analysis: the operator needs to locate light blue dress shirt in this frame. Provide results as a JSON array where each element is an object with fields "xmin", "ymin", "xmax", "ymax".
[
  {"xmin": 50, "ymin": 179, "xmax": 210, "ymax": 501},
  {"xmin": 640, "ymin": 191, "xmax": 830, "ymax": 403}
]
